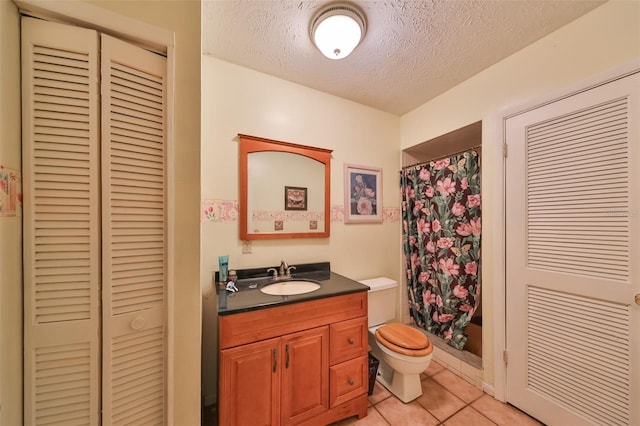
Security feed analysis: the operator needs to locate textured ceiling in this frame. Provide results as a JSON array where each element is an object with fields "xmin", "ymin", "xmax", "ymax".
[{"xmin": 202, "ymin": 0, "xmax": 606, "ymax": 116}]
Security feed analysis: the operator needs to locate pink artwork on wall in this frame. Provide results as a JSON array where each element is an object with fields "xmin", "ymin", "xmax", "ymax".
[{"xmin": 0, "ymin": 165, "xmax": 22, "ymax": 217}]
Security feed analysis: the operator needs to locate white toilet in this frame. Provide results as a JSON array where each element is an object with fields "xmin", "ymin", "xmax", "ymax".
[{"xmin": 360, "ymin": 277, "xmax": 433, "ymax": 403}]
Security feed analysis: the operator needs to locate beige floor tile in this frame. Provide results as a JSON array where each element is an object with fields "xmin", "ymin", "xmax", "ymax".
[
  {"xmin": 471, "ymin": 394, "xmax": 543, "ymax": 426},
  {"xmin": 368, "ymin": 381, "xmax": 392, "ymax": 405},
  {"xmin": 444, "ymin": 406, "xmax": 496, "ymax": 426},
  {"xmin": 335, "ymin": 406, "xmax": 390, "ymax": 426},
  {"xmin": 432, "ymin": 368, "xmax": 484, "ymax": 403},
  {"xmin": 375, "ymin": 397, "xmax": 439, "ymax": 426},
  {"xmin": 415, "ymin": 378, "xmax": 466, "ymax": 422},
  {"xmin": 422, "ymin": 360, "xmax": 445, "ymax": 378}
]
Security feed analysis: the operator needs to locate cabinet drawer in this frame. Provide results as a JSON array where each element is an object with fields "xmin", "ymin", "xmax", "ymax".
[
  {"xmin": 329, "ymin": 354, "xmax": 368, "ymax": 408},
  {"xmin": 330, "ymin": 316, "xmax": 367, "ymax": 365},
  {"xmin": 219, "ymin": 292, "xmax": 367, "ymax": 349}
]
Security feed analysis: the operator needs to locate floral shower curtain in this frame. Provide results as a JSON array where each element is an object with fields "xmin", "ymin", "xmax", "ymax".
[{"xmin": 400, "ymin": 150, "xmax": 481, "ymax": 350}]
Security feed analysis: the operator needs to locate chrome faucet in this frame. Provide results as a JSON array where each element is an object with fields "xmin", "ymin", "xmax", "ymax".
[
  {"xmin": 279, "ymin": 260, "xmax": 288, "ymax": 277},
  {"xmin": 279, "ymin": 260, "xmax": 296, "ymax": 278}
]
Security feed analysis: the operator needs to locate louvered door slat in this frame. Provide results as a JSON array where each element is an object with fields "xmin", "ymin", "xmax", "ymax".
[
  {"xmin": 111, "ymin": 128, "xmax": 164, "ymax": 145},
  {"xmin": 23, "ymin": 18, "xmax": 100, "ymax": 426},
  {"xmin": 101, "ymin": 34, "xmax": 167, "ymax": 424}
]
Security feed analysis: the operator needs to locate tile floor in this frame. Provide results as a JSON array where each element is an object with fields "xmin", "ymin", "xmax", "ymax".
[
  {"xmin": 335, "ymin": 361, "xmax": 544, "ymax": 426},
  {"xmin": 202, "ymin": 361, "xmax": 544, "ymax": 426}
]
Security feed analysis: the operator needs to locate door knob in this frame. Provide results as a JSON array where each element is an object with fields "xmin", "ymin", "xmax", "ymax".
[
  {"xmin": 635, "ymin": 293, "xmax": 640, "ymax": 306},
  {"xmin": 130, "ymin": 317, "xmax": 146, "ymax": 330}
]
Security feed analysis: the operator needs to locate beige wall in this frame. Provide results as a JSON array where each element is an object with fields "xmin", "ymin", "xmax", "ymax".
[
  {"xmin": 401, "ymin": 0, "xmax": 640, "ymax": 389},
  {"xmin": 0, "ymin": 0, "xmax": 201, "ymax": 424},
  {"xmin": 0, "ymin": 0, "xmax": 23, "ymax": 423},
  {"xmin": 200, "ymin": 56, "xmax": 402, "ymax": 404}
]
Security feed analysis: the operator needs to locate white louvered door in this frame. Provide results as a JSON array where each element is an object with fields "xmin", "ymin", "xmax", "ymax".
[
  {"xmin": 101, "ymin": 34, "xmax": 167, "ymax": 425},
  {"xmin": 22, "ymin": 18, "xmax": 101, "ymax": 425},
  {"xmin": 22, "ymin": 18, "xmax": 167, "ymax": 426},
  {"xmin": 505, "ymin": 72, "xmax": 639, "ymax": 426}
]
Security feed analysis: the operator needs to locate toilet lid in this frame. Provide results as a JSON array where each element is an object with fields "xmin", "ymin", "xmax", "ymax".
[{"xmin": 375, "ymin": 323, "xmax": 433, "ymax": 357}]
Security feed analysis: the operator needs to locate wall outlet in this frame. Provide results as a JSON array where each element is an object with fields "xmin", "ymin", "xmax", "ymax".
[{"xmin": 242, "ymin": 240, "xmax": 252, "ymax": 254}]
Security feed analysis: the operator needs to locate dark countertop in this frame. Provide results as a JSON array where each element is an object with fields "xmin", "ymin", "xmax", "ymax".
[{"xmin": 217, "ymin": 262, "xmax": 369, "ymax": 316}]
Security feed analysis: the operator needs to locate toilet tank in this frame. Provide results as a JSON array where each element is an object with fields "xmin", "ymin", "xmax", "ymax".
[{"xmin": 359, "ymin": 277, "xmax": 398, "ymax": 328}]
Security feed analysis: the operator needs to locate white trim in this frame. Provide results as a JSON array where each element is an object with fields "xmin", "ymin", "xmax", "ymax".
[
  {"xmin": 491, "ymin": 59, "xmax": 640, "ymax": 405},
  {"xmin": 165, "ymin": 43, "xmax": 176, "ymax": 424},
  {"xmin": 13, "ymin": 0, "xmax": 177, "ymax": 422},
  {"xmin": 14, "ymin": 0, "xmax": 173, "ymax": 53},
  {"xmin": 481, "ymin": 112, "xmax": 507, "ymax": 402},
  {"xmin": 482, "ymin": 382, "xmax": 495, "ymax": 397}
]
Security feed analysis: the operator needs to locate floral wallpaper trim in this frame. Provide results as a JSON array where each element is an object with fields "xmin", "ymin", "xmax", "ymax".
[
  {"xmin": 0, "ymin": 165, "xmax": 22, "ymax": 217},
  {"xmin": 201, "ymin": 199, "xmax": 238, "ymax": 222},
  {"xmin": 331, "ymin": 205, "xmax": 400, "ymax": 222},
  {"xmin": 201, "ymin": 200, "xmax": 400, "ymax": 224},
  {"xmin": 382, "ymin": 207, "xmax": 401, "ymax": 222}
]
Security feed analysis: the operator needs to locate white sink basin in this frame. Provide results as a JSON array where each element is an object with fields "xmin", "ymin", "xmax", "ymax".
[{"xmin": 260, "ymin": 280, "xmax": 321, "ymax": 296}]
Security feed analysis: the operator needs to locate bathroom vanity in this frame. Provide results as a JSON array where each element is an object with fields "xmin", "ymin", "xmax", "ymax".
[{"xmin": 217, "ymin": 263, "xmax": 370, "ymax": 425}]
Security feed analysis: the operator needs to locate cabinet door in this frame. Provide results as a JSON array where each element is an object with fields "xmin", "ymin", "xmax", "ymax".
[
  {"xmin": 281, "ymin": 326, "xmax": 329, "ymax": 425},
  {"xmin": 219, "ymin": 337, "xmax": 281, "ymax": 426}
]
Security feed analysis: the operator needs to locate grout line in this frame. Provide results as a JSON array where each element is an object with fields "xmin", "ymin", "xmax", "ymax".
[{"xmin": 372, "ymin": 405, "xmax": 392, "ymax": 426}]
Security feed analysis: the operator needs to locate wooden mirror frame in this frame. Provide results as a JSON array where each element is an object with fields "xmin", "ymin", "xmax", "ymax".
[{"xmin": 239, "ymin": 134, "xmax": 333, "ymax": 240}]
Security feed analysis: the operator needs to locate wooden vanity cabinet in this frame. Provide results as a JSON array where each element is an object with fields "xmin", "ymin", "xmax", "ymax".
[{"xmin": 219, "ymin": 292, "xmax": 368, "ymax": 426}]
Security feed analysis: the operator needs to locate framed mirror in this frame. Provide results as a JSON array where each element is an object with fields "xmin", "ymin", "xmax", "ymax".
[{"xmin": 239, "ymin": 134, "xmax": 332, "ymax": 240}]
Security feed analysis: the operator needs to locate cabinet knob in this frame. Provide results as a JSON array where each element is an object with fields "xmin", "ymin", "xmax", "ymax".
[
  {"xmin": 348, "ymin": 338, "xmax": 354, "ymax": 345},
  {"xmin": 635, "ymin": 293, "xmax": 640, "ymax": 306},
  {"xmin": 348, "ymin": 379, "xmax": 354, "ymax": 386}
]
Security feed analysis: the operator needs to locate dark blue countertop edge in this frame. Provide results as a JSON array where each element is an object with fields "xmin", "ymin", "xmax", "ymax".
[{"xmin": 216, "ymin": 262, "xmax": 370, "ymax": 316}]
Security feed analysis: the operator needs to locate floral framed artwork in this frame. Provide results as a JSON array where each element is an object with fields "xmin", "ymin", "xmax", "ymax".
[
  {"xmin": 284, "ymin": 186, "xmax": 307, "ymax": 211},
  {"xmin": 344, "ymin": 164, "xmax": 382, "ymax": 223}
]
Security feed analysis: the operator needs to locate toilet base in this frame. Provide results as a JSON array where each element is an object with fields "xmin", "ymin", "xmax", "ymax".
[{"xmin": 376, "ymin": 360, "xmax": 423, "ymax": 403}]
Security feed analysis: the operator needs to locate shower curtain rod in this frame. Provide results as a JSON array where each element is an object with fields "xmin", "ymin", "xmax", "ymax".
[{"xmin": 403, "ymin": 144, "xmax": 482, "ymax": 169}]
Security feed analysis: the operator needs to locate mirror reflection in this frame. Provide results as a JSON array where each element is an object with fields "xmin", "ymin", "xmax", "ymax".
[
  {"xmin": 247, "ymin": 151, "xmax": 324, "ymax": 234},
  {"xmin": 239, "ymin": 134, "xmax": 332, "ymax": 240}
]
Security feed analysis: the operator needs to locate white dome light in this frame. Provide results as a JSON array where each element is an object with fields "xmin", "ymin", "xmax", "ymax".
[{"xmin": 311, "ymin": 3, "xmax": 366, "ymax": 60}]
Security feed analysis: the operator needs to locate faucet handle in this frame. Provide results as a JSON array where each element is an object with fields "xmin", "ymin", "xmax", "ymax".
[
  {"xmin": 267, "ymin": 268, "xmax": 278, "ymax": 279},
  {"xmin": 286, "ymin": 265, "xmax": 296, "ymax": 277}
]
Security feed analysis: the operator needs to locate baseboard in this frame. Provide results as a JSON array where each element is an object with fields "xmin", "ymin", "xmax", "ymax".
[{"xmin": 482, "ymin": 382, "xmax": 496, "ymax": 398}]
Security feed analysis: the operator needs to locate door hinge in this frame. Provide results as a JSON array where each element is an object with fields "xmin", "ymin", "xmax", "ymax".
[
  {"xmin": 503, "ymin": 350, "xmax": 508, "ymax": 365},
  {"xmin": 502, "ymin": 144, "xmax": 508, "ymax": 157}
]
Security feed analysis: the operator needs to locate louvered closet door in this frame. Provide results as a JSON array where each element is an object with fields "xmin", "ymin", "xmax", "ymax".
[
  {"xmin": 505, "ymin": 72, "xmax": 639, "ymax": 426},
  {"xmin": 22, "ymin": 18, "xmax": 101, "ymax": 425},
  {"xmin": 100, "ymin": 34, "xmax": 167, "ymax": 425}
]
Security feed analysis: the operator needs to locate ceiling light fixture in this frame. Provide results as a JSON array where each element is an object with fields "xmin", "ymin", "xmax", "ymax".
[{"xmin": 310, "ymin": 2, "xmax": 366, "ymax": 60}]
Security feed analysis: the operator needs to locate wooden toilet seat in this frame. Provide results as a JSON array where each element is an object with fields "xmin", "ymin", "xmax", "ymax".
[{"xmin": 375, "ymin": 323, "xmax": 433, "ymax": 357}]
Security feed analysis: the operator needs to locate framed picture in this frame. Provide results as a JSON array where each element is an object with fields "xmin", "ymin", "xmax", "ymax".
[
  {"xmin": 344, "ymin": 164, "xmax": 382, "ymax": 223},
  {"xmin": 284, "ymin": 186, "xmax": 307, "ymax": 210}
]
